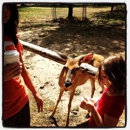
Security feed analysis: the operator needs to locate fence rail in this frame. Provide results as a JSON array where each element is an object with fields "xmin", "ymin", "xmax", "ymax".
[{"xmin": 20, "ymin": 40, "xmax": 66, "ymax": 65}]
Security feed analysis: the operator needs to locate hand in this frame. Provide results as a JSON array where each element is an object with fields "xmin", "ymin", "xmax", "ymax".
[
  {"xmin": 34, "ymin": 93, "xmax": 43, "ymax": 113},
  {"xmin": 80, "ymin": 96, "xmax": 94, "ymax": 112},
  {"xmin": 4, "ymin": 62, "xmax": 22, "ymax": 81},
  {"xmin": 89, "ymin": 97, "xmax": 99, "ymax": 106}
]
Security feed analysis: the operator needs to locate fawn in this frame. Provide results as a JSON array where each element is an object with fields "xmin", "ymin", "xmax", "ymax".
[{"xmin": 50, "ymin": 52, "xmax": 105, "ymax": 127}]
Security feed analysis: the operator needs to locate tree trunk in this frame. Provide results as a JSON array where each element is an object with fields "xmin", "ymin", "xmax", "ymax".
[
  {"xmin": 67, "ymin": 4, "xmax": 73, "ymax": 19},
  {"xmin": 21, "ymin": 4, "xmax": 25, "ymax": 6},
  {"xmin": 111, "ymin": 5, "xmax": 114, "ymax": 14}
]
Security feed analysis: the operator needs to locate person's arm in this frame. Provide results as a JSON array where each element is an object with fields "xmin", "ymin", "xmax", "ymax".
[
  {"xmin": 4, "ymin": 62, "xmax": 22, "ymax": 82},
  {"xmin": 80, "ymin": 97, "xmax": 105, "ymax": 126},
  {"xmin": 20, "ymin": 55, "xmax": 43, "ymax": 112},
  {"xmin": 91, "ymin": 108, "xmax": 118, "ymax": 126},
  {"xmin": 80, "ymin": 97, "xmax": 118, "ymax": 127}
]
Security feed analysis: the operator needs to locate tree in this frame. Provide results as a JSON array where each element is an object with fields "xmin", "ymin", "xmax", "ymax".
[
  {"xmin": 67, "ymin": 4, "xmax": 73, "ymax": 20},
  {"xmin": 21, "ymin": 3, "xmax": 25, "ymax": 6}
]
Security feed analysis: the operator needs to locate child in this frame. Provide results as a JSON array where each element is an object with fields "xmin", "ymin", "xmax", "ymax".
[
  {"xmin": 3, "ymin": 3, "xmax": 43, "ymax": 127},
  {"xmin": 79, "ymin": 54, "xmax": 125, "ymax": 127}
]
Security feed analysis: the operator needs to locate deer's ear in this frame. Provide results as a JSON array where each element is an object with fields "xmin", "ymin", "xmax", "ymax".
[
  {"xmin": 80, "ymin": 53, "xmax": 94, "ymax": 63},
  {"xmin": 57, "ymin": 52, "xmax": 68, "ymax": 61}
]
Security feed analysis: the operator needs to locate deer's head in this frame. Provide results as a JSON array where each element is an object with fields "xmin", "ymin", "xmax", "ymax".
[{"xmin": 57, "ymin": 52, "xmax": 94, "ymax": 88}]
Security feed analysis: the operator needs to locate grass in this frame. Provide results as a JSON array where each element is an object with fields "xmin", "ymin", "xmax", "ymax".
[
  {"xmin": 18, "ymin": 5, "xmax": 125, "ymax": 26},
  {"xmin": 19, "ymin": 7, "xmax": 51, "ymax": 21}
]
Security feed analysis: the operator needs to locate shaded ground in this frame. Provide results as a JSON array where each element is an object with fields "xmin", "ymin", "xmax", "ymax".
[
  {"xmin": 18, "ymin": 8, "xmax": 126, "ymax": 127},
  {"xmin": 18, "ymin": 9, "xmax": 125, "ymax": 58}
]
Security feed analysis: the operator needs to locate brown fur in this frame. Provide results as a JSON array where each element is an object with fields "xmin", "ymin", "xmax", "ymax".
[{"xmin": 51, "ymin": 53, "xmax": 105, "ymax": 126}]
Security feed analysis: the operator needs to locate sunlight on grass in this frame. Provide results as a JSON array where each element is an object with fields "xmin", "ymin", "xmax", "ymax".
[
  {"xmin": 18, "ymin": 5, "xmax": 125, "ymax": 27},
  {"xmin": 18, "ymin": 7, "xmax": 52, "ymax": 22}
]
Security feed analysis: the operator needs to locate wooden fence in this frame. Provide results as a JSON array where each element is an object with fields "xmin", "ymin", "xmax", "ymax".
[{"xmin": 20, "ymin": 40, "xmax": 66, "ymax": 65}]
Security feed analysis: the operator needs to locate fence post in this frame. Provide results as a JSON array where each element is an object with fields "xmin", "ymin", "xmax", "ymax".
[
  {"xmin": 82, "ymin": 4, "xmax": 87, "ymax": 20},
  {"xmin": 52, "ymin": 4, "xmax": 57, "ymax": 22}
]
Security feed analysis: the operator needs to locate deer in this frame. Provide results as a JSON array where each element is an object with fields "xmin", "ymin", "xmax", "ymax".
[{"xmin": 50, "ymin": 52, "xmax": 105, "ymax": 127}]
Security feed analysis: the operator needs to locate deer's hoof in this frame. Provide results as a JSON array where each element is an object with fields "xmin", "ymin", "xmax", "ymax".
[{"xmin": 85, "ymin": 113, "xmax": 90, "ymax": 119}]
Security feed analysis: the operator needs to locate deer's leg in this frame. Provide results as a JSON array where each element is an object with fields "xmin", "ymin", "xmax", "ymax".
[
  {"xmin": 66, "ymin": 89, "xmax": 75, "ymax": 127},
  {"xmin": 90, "ymin": 78, "xmax": 95, "ymax": 98},
  {"xmin": 51, "ymin": 88, "xmax": 64, "ymax": 117},
  {"xmin": 85, "ymin": 79, "xmax": 95, "ymax": 119}
]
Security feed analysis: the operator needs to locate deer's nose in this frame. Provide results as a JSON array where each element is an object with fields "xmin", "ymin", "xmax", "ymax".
[{"xmin": 64, "ymin": 81, "xmax": 72, "ymax": 88}]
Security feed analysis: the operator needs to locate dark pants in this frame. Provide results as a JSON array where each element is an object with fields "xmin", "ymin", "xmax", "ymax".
[{"xmin": 3, "ymin": 101, "xmax": 30, "ymax": 128}]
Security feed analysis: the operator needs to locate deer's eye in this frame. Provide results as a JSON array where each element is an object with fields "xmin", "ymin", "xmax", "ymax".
[
  {"xmin": 72, "ymin": 67, "xmax": 79, "ymax": 74},
  {"xmin": 75, "ymin": 67, "xmax": 79, "ymax": 70},
  {"xmin": 63, "ymin": 66, "xmax": 68, "ymax": 71}
]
